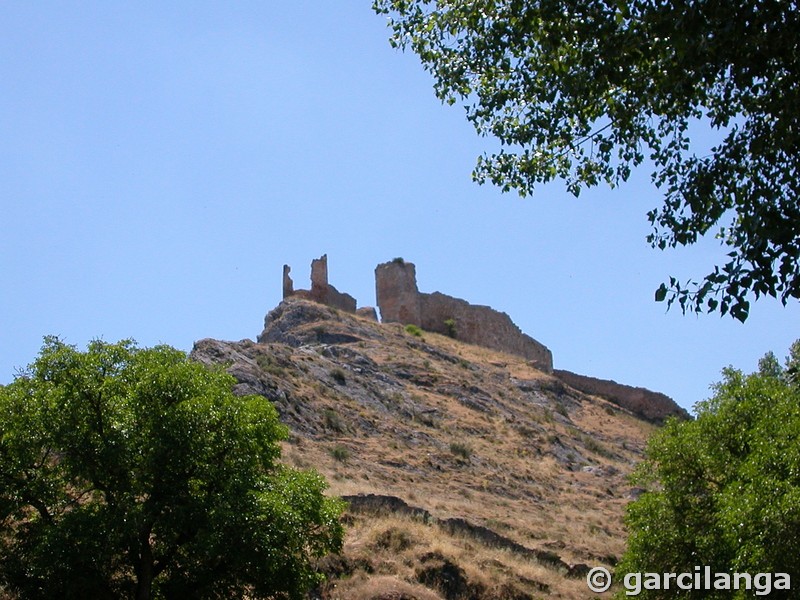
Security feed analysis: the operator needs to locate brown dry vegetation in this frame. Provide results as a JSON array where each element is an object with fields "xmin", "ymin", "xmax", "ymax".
[{"xmin": 192, "ymin": 299, "xmax": 657, "ymax": 599}]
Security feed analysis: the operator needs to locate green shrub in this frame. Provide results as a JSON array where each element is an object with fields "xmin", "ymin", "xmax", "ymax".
[
  {"xmin": 330, "ymin": 445, "xmax": 350, "ymax": 463},
  {"xmin": 256, "ymin": 354, "xmax": 285, "ymax": 376},
  {"xmin": 374, "ymin": 527, "xmax": 414, "ymax": 552},
  {"xmin": 443, "ymin": 318, "xmax": 457, "ymax": 338},
  {"xmin": 404, "ymin": 324, "xmax": 423, "ymax": 337},
  {"xmin": 580, "ymin": 433, "xmax": 615, "ymax": 459}
]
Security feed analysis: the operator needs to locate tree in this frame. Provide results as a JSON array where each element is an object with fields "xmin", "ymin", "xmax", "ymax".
[
  {"xmin": 0, "ymin": 337, "xmax": 344, "ymax": 600},
  {"xmin": 616, "ymin": 340, "xmax": 800, "ymax": 598},
  {"xmin": 373, "ymin": 0, "xmax": 800, "ymax": 321}
]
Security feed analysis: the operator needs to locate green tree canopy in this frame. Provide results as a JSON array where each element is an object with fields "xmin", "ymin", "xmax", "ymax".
[
  {"xmin": 0, "ymin": 337, "xmax": 343, "ymax": 600},
  {"xmin": 373, "ymin": 0, "xmax": 800, "ymax": 321},
  {"xmin": 616, "ymin": 340, "xmax": 800, "ymax": 598}
]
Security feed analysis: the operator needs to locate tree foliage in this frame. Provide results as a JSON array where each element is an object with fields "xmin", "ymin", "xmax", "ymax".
[
  {"xmin": 616, "ymin": 340, "xmax": 800, "ymax": 598},
  {"xmin": 373, "ymin": 0, "xmax": 800, "ymax": 321},
  {"xmin": 0, "ymin": 337, "xmax": 344, "ymax": 600}
]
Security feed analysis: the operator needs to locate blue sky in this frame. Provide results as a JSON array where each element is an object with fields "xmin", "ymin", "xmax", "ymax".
[{"xmin": 2, "ymin": 2, "xmax": 797, "ymax": 412}]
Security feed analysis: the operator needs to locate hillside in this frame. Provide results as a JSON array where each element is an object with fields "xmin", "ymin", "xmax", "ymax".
[{"xmin": 191, "ymin": 298, "xmax": 660, "ymax": 599}]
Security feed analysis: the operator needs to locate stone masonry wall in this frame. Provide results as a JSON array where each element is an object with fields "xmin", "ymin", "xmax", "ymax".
[
  {"xmin": 553, "ymin": 369, "xmax": 690, "ymax": 423},
  {"xmin": 283, "ymin": 254, "xmax": 357, "ymax": 313},
  {"xmin": 375, "ymin": 259, "xmax": 553, "ymax": 372},
  {"xmin": 374, "ymin": 259, "xmax": 422, "ymax": 326}
]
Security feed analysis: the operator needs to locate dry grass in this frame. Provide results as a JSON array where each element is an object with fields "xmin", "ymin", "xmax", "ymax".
[
  {"xmin": 326, "ymin": 574, "xmax": 444, "ymax": 600},
  {"xmin": 247, "ymin": 300, "xmax": 655, "ymax": 598},
  {"xmin": 324, "ymin": 511, "xmax": 611, "ymax": 600}
]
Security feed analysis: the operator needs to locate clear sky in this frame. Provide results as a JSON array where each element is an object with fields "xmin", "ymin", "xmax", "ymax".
[{"xmin": 2, "ymin": 2, "xmax": 797, "ymax": 412}]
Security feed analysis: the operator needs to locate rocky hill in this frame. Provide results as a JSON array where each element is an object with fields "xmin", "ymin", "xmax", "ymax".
[{"xmin": 191, "ymin": 298, "xmax": 665, "ymax": 599}]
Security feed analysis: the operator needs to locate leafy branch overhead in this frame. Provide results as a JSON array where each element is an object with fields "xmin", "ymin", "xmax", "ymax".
[{"xmin": 374, "ymin": 0, "xmax": 800, "ymax": 321}]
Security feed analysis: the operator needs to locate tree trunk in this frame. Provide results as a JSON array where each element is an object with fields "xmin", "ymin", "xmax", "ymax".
[{"xmin": 135, "ymin": 529, "xmax": 154, "ymax": 600}]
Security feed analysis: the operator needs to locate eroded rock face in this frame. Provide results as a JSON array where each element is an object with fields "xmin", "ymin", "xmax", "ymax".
[
  {"xmin": 375, "ymin": 259, "xmax": 553, "ymax": 372},
  {"xmin": 553, "ymin": 369, "xmax": 690, "ymax": 423},
  {"xmin": 258, "ymin": 299, "xmax": 334, "ymax": 346}
]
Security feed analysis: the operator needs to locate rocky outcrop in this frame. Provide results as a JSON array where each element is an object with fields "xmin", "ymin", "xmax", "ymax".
[
  {"xmin": 356, "ymin": 306, "xmax": 379, "ymax": 321},
  {"xmin": 375, "ymin": 259, "xmax": 553, "ymax": 372},
  {"xmin": 257, "ymin": 298, "xmax": 384, "ymax": 347},
  {"xmin": 553, "ymin": 369, "xmax": 690, "ymax": 424},
  {"xmin": 283, "ymin": 254, "xmax": 358, "ymax": 313},
  {"xmin": 342, "ymin": 494, "xmax": 567, "ymax": 576},
  {"xmin": 257, "ymin": 300, "xmax": 334, "ymax": 346}
]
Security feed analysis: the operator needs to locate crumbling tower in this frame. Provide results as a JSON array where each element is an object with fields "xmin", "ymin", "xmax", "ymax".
[
  {"xmin": 375, "ymin": 258, "xmax": 422, "ymax": 325},
  {"xmin": 282, "ymin": 254, "xmax": 357, "ymax": 313}
]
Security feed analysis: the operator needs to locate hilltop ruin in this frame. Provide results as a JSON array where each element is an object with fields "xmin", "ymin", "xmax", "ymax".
[
  {"xmin": 282, "ymin": 254, "xmax": 357, "ymax": 313},
  {"xmin": 274, "ymin": 255, "xmax": 688, "ymax": 422},
  {"xmin": 279, "ymin": 255, "xmax": 552, "ymax": 371}
]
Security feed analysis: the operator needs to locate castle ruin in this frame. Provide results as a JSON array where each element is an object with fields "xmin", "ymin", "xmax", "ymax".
[
  {"xmin": 374, "ymin": 259, "xmax": 553, "ymax": 372},
  {"xmin": 282, "ymin": 254, "xmax": 357, "ymax": 314},
  {"xmin": 275, "ymin": 255, "xmax": 687, "ymax": 422},
  {"xmin": 280, "ymin": 255, "xmax": 553, "ymax": 372}
]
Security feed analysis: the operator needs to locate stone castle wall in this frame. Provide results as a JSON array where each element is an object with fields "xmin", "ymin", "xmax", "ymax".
[
  {"xmin": 553, "ymin": 369, "xmax": 690, "ymax": 423},
  {"xmin": 375, "ymin": 259, "xmax": 553, "ymax": 372},
  {"xmin": 374, "ymin": 260, "xmax": 422, "ymax": 325},
  {"xmin": 283, "ymin": 254, "xmax": 357, "ymax": 313}
]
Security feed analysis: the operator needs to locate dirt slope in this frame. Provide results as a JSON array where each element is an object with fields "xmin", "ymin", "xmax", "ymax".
[{"xmin": 191, "ymin": 298, "xmax": 656, "ymax": 599}]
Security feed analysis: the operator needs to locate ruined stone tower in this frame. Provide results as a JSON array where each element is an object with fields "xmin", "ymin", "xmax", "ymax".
[
  {"xmin": 374, "ymin": 259, "xmax": 422, "ymax": 326},
  {"xmin": 282, "ymin": 254, "xmax": 357, "ymax": 313}
]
